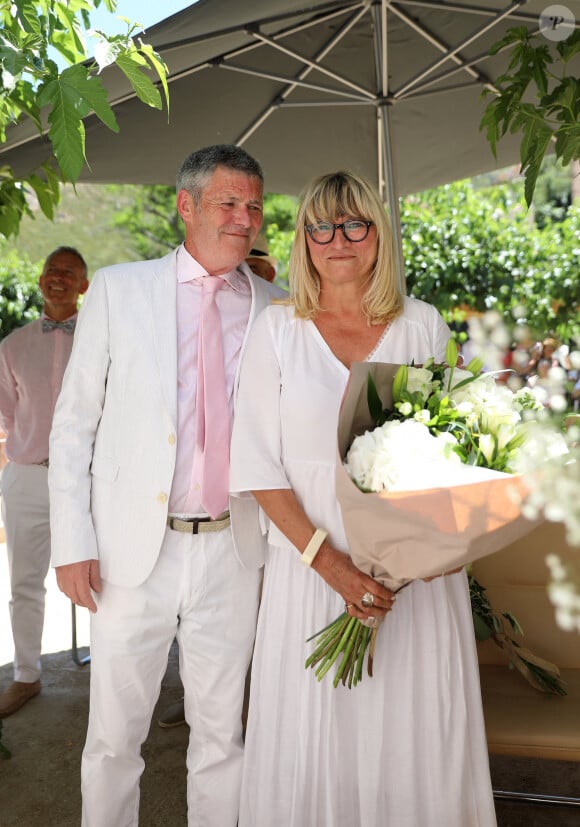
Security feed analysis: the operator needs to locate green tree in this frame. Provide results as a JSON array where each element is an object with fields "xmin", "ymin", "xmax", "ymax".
[
  {"xmin": 0, "ymin": 242, "xmax": 43, "ymax": 339},
  {"xmin": 402, "ymin": 179, "xmax": 579, "ymax": 342},
  {"xmin": 0, "ymin": 0, "xmax": 168, "ymax": 239},
  {"xmin": 108, "ymin": 184, "xmax": 181, "ymax": 260}
]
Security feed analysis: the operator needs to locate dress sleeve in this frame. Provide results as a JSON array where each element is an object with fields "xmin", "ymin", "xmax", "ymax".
[
  {"xmin": 230, "ymin": 308, "xmax": 292, "ymax": 495},
  {"xmin": 432, "ymin": 307, "xmax": 452, "ymax": 362}
]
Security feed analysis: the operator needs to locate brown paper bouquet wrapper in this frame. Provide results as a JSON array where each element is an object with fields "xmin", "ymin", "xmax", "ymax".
[{"xmin": 336, "ymin": 362, "xmax": 540, "ymax": 591}]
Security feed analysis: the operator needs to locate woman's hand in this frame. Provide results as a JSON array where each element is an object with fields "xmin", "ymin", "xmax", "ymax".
[{"xmin": 312, "ymin": 543, "xmax": 395, "ymax": 619}]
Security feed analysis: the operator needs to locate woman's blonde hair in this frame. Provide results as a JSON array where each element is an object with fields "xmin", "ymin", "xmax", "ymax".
[{"xmin": 289, "ymin": 171, "xmax": 404, "ymax": 323}]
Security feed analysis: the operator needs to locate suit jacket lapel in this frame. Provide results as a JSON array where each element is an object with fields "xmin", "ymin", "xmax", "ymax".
[{"xmin": 149, "ymin": 250, "xmax": 178, "ymax": 426}]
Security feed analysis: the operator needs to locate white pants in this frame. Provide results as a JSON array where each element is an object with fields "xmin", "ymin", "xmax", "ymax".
[
  {"xmin": 0, "ymin": 462, "xmax": 51, "ymax": 683},
  {"xmin": 81, "ymin": 525, "xmax": 261, "ymax": 827}
]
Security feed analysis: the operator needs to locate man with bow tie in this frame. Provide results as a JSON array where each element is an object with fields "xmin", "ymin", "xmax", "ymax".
[{"xmin": 0, "ymin": 246, "xmax": 88, "ymax": 717}]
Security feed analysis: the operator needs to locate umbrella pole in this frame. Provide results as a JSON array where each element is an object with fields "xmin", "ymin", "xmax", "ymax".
[
  {"xmin": 372, "ymin": 0, "xmax": 405, "ymax": 293},
  {"xmin": 379, "ymin": 101, "xmax": 406, "ymax": 293}
]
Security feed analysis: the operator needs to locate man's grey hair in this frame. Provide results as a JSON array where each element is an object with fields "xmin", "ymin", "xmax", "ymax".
[
  {"xmin": 176, "ymin": 144, "xmax": 264, "ymax": 207},
  {"xmin": 43, "ymin": 246, "xmax": 88, "ymax": 280}
]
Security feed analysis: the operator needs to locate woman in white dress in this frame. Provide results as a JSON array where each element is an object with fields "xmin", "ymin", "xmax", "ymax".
[{"xmin": 230, "ymin": 171, "xmax": 496, "ymax": 827}]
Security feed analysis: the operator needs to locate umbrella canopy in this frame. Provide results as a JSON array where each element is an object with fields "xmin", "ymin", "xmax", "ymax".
[
  {"xmin": 3, "ymin": 0, "xmax": 578, "ymax": 281},
  {"xmin": 2, "ymin": 0, "xmax": 576, "ymax": 198}
]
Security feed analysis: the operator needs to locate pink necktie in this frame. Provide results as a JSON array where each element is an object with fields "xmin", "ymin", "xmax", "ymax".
[{"xmin": 195, "ymin": 277, "xmax": 230, "ymax": 519}]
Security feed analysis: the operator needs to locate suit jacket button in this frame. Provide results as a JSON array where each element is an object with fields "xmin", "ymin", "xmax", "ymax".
[
  {"xmin": 168, "ymin": 434, "xmax": 176, "ymax": 445},
  {"xmin": 157, "ymin": 492, "xmax": 168, "ymax": 504}
]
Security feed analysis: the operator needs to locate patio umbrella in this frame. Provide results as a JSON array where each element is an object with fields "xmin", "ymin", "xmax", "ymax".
[{"xmin": 1, "ymin": 0, "xmax": 577, "ymax": 278}]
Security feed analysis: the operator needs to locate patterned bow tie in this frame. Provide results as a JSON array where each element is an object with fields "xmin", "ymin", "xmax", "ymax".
[{"xmin": 42, "ymin": 318, "xmax": 76, "ymax": 334}]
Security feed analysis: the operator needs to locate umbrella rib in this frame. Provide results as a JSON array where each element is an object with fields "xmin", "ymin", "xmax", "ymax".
[
  {"xmin": 235, "ymin": 5, "xmax": 369, "ymax": 145},
  {"xmin": 391, "ymin": 0, "xmax": 543, "ymax": 24},
  {"xmin": 218, "ymin": 62, "xmax": 371, "ymax": 103},
  {"xmin": 395, "ymin": 33, "xmax": 528, "ymax": 99},
  {"xmin": 398, "ymin": 80, "xmax": 483, "ymax": 101},
  {"xmin": 279, "ymin": 99, "xmax": 375, "ymax": 107},
  {"xmin": 394, "ymin": 0, "xmax": 527, "ymax": 98},
  {"xmin": 388, "ymin": 3, "xmax": 483, "ymax": 82},
  {"xmin": 248, "ymin": 29, "xmax": 374, "ymax": 100}
]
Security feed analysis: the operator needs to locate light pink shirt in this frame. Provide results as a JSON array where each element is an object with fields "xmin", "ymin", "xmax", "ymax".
[
  {"xmin": 0, "ymin": 316, "xmax": 77, "ymax": 464},
  {"xmin": 169, "ymin": 244, "xmax": 252, "ymax": 515}
]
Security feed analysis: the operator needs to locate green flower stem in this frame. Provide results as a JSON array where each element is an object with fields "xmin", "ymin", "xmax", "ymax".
[
  {"xmin": 306, "ymin": 612, "xmax": 348, "ymax": 644},
  {"xmin": 354, "ymin": 626, "xmax": 372, "ymax": 686},
  {"xmin": 333, "ymin": 619, "xmax": 363, "ymax": 687},
  {"xmin": 305, "ymin": 613, "xmax": 350, "ymax": 669},
  {"xmin": 306, "ymin": 631, "xmax": 344, "ymax": 670},
  {"xmin": 305, "ymin": 613, "xmax": 379, "ymax": 687},
  {"xmin": 346, "ymin": 621, "xmax": 365, "ymax": 688},
  {"xmin": 367, "ymin": 626, "xmax": 378, "ymax": 677},
  {"xmin": 315, "ymin": 616, "xmax": 358, "ymax": 681}
]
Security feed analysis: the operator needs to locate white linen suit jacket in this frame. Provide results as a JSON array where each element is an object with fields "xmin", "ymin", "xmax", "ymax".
[{"xmin": 49, "ymin": 248, "xmax": 283, "ymax": 587}]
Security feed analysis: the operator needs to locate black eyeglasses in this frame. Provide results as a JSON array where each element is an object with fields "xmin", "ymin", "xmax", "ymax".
[{"xmin": 304, "ymin": 220, "xmax": 373, "ymax": 245}]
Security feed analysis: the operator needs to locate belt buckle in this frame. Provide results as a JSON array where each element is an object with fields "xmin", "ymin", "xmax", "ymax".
[
  {"xmin": 167, "ymin": 513, "xmax": 230, "ymax": 534},
  {"xmin": 167, "ymin": 516, "xmax": 209, "ymax": 534}
]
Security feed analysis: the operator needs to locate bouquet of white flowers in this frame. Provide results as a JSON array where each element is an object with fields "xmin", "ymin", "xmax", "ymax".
[{"xmin": 306, "ymin": 340, "xmax": 556, "ymax": 689}]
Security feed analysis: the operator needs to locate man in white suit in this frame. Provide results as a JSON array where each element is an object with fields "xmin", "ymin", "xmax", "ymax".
[{"xmin": 49, "ymin": 145, "xmax": 284, "ymax": 827}]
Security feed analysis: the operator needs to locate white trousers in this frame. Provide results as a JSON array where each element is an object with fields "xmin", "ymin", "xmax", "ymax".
[
  {"xmin": 81, "ymin": 525, "xmax": 261, "ymax": 827},
  {"xmin": 0, "ymin": 462, "xmax": 51, "ymax": 683}
]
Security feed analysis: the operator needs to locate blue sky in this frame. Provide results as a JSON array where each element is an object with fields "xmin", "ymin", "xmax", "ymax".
[{"xmin": 89, "ymin": 1, "xmax": 196, "ymax": 37}]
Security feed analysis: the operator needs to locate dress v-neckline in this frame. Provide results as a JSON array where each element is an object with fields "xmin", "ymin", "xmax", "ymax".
[{"xmin": 307, "ymin": 318, "xmax": 392, "ymax": 372}]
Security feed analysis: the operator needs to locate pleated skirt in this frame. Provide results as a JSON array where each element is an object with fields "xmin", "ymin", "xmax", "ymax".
[{"xmin": 239, "ymin": 545, "xmax": 497, "ymax": 827}]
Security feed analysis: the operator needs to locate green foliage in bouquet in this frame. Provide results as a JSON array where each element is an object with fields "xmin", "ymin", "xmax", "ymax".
[
  {"xmin": 306, "ymin": 576, "xmax": 566, "ymax": 693},
  {"xmin": 306, "ymin": 340, "xmax": 547, "ymax": 689},
  {"xmin": 365, "ymin": 339, "xmax": 534, "ymax": 474},
  {"xmin": 470, "ymin": 574, "xmax": 567, "ymax": 696}
]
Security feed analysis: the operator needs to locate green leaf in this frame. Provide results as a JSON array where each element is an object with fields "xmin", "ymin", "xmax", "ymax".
[
  {"xmin": 472, "ymin": 611, "xmax": 493, "ymax": 641},
  {"xmin": 37, "ymin": 65, "xmax": 118, "ymax": 182},
  {"xmin": 138, "ymin": 40, "xmax": 170, "ymax": 113},
  {"xmin": 93, "ymin": 38, "xmax": 123, "ymax": 72},
  {"xmin": 487, "ymin": 26, "xmax": 528, "ymax": 57},
  {"xmin": 479, "ymin": 99, "xmax": 501, "ymax": 156},
  {"xmin": 367, "ymin": 374, "xmax": 383, "ymax": 424},
  {"xmin": 52, "ymin": 3, "xmax": 88, "ymax": 64},
  {"xmin": 392, "ymin": 364, "xmax": 408, "ymax": 404},
  {"xmin": 115, "ymin": 51, "xmax": 162, "ymax": 109},
  {"xmin": 558, "ymin": 28, "xmax": 580, "ymax": 62},
  {"xmin": 27, "ymin": 173, "xmax": 59, "ymax": 220},
  {"xmin": 522, "ymin": 134, "xmax": 553, "ymax": 207}
]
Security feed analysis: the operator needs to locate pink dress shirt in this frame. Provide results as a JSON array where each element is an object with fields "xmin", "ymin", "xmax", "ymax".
[
  {"xmin": 0, "ymin": 315, "xmax": 77, "ymax": 464},
  {"xmin": 168, "ymin": 244, "xmax": 251, "ymax": 516}
]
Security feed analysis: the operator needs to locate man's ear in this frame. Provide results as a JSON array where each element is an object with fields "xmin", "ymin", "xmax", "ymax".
[{"xmin": 176, "ymin": 189, "xmax": 194, "ymax": 223}]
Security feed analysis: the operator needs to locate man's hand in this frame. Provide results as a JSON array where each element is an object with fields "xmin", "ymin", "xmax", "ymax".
[{"xmin": 55, "ymin": 560, "xmax": 102, "ymax": 613}]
